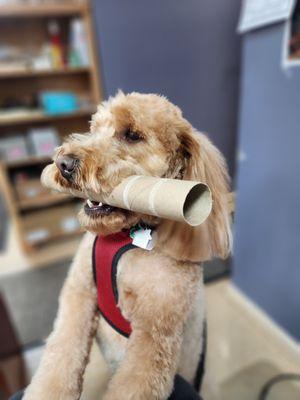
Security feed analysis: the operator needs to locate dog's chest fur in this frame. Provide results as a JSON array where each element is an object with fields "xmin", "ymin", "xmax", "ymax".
[{"xmin": 96, "ymin": 285, "xmax": 205, "ymax": 383}]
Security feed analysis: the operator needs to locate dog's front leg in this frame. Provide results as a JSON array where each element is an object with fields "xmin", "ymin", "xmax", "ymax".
[
  {"xmin": 103, "ymin": 250, "xmax": 200, "ymax": 400},
  {"xmin": 23, "ymin": 233, "xmax": 98, "ymax": 400},
  {"xmin": 103, "ymin": 328, "xmax": 182, "ymax": 400}
]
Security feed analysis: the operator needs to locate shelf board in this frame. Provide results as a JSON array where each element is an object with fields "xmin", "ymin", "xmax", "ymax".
[
  {"xmin": 0, "ymin": 67, "xmax": 90, "ymax": 79},
  {"xmin": 18, "ymin": 193, "xmax": 73, "ymax": 211},
  {"xmin": 5, "ymin": 156, "xmax": 51, "ymax": 168},
  {"xmin": 26, "ymin": 228, "xmax": 83, "ymax": 248},
  {"xmin": 0, "ymin": 3, "xmax": 88, "ymax": 18},
  {"xmin": 0, "ymin": 107, "xmax": 95, "ymax": 126},
  {"xmin": 29, "ymin": 234, "xmax": 82, "ymax": 266}
]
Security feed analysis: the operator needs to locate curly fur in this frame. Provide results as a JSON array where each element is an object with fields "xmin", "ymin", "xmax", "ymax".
[{"xmin": 24, "ymin": 92, "xmax": 231, "ymax": 400}]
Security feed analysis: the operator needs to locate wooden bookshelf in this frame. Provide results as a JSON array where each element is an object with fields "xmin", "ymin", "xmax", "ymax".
[
  {"xmin": 5, "ymin": 155, "xmax": 51, "ymax": 168},
  {"xmin": 0, "ymin": 0, "xmax": 102, "ymax": 257},
  {"xmin": 0, "ymin": 3, "xmax": 88, "ymax": 18},
  {"xmin": 0, "ymin": 107, "xmax": 96, "ymax": 126},
  {"xmin": 0, "ymin": 66, "xmax": 90, "ymax": 79},
  {"xmin": 17, "ymin": 192, "xmax": 73, "ymax": 211}
]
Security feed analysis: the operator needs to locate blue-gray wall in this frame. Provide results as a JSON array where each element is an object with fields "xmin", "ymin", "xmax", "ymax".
[
  {"xmin": 234, "ymin": 24, "xmax": 300, "ymax": 340},
  {"xmin": 92, "ymin": 0, "xmax": 241, "ymax": 175}
]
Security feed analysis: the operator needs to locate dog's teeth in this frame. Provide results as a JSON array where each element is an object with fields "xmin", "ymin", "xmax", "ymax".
[
  {"xmin": 98, "ymin": 202, "xmax": 103, "ymax": 206},
  {"xmin": 87, "ymin": 199, "xmax": 93, "ymax": 208}
]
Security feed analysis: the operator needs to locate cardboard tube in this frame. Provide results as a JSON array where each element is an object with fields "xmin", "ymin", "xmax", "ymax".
[
  {"xmin": 108, "ymin": 176, "xmax": 212, "ymax": 226},
  {"xmin": 41, "ymin": 165, "xmax": 212, "ymax": 226}
]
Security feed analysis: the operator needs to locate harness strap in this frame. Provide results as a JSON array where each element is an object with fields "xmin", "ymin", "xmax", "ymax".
[{"xmin": 92, "ymin": 231, "xmax": 136, "ymax": 338}]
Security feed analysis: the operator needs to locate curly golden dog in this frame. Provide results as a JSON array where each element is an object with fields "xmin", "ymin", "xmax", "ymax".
[{"xmin": 24, "ymin": 92, "xmax": 231, "ymax": 400}]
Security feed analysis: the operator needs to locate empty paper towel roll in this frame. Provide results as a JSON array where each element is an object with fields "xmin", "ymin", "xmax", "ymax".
[
  {"xmin": 108, "ymin": 176, "xmax": 212, "ymax": 226},
  {"xmin": 41, "ymin": 164, "xmax": 212, "ymax": 226}
]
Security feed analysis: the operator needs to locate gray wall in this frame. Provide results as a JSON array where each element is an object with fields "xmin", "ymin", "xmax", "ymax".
[
  {"xmin": 92, "ymin": 0, "xmax": 241, "ymax": 175},
  {"xmin": 234, "ymin": 24, "xmax": 300, "ymax": 340}
]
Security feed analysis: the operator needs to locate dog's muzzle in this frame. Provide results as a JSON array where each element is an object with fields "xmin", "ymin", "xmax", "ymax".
[{"xmin": 56, "ymin": 154, "xmax": 78, "ymax": 181}]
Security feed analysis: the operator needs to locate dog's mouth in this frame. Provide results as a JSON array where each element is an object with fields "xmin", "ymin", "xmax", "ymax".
[{"xmin": 84, "ymin": 199, "xmax": 117, "ymax": 217}]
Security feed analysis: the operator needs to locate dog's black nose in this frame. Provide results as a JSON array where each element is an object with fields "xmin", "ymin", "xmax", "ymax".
[{"xmin": 56, "ymin": 155, "xmax": 77, "ymax": 180}]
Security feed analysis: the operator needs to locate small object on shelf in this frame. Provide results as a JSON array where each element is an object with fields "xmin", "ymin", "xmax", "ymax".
[
  {"xmin": 0, "ymin": 45, "xmax": 30, "ymax": 73},
  {"xmin": 60, "ymin": 216, "xmax": 80, "ymax": 233},
  {"xmin": 28, "ymin": 126, "xmax": 60, "ymax": 157},
  {"xmin": 0, "ymin": 93, "xmax": 38, "ymax": 110},
  {"xmin": 25, "ymin": 228, "xmax": 50, "ymax": 245},
  {"xmin": 13, "ymin": 170, "xmax": 73, "ymax": 211},
  {"xmin": 77, "ymin": 95, "xmax": 93, "ymax": 111},
  {"xmin": 48, "ymin": 19, "xmax": 64, "ymax": 68},
  {"xmin": 69, "ymin": 18, "xmax": 89, "ymax": 67},
  {"xmin": 14, "ymin": 176, "xmax": 48, "ymax": 202},
  {"xmin": 0, "ymin": 93, "xmax": 40, "ymax": 123},
  {"xmin": 40, "ymin": 91, "xmax": 78, "ymax": 115},
  {"xmin": 22, "ymin": 203, "xmax": 82, "ymax": 246},
  {"xmin": 32, "ymin": 44, "xmax": 53, "ymax": 70},
  {"xmin": 0, "ymin": 135, "xmax": 29, "ymax": 161}
]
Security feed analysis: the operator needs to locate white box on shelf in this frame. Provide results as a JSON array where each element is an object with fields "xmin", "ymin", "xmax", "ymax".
[
  {"xmin": 28, "ymin": 127, "xmax": 60, "ymax": 157},
  {"xmin": 0, "ymin": 135, "xmax": 29, "ymax": 161}
]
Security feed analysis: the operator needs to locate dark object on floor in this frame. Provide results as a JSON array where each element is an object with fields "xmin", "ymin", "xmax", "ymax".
[
  {"xmin": 258, "ymin": 373, "xmax": 300, "ymax": 400},
  {"xmin": 170, "ymin": 375, "xmax": 203, "ymax": 399},
  {"xmin": 10, "ymin": 375, "xmax": 202, "ymax": 400},
  {"xmin": 222, "ymin": 360, "xmax": 300, "ymax": 399},
  {"xmin": 0, "ymin": 293, "xmax": 27, "ymax": 399}
]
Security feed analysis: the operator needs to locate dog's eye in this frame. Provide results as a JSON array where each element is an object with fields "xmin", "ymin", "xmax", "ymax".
[{"xmin": 124, "ymin": 130, "xmax": 142, "ymax": 143}]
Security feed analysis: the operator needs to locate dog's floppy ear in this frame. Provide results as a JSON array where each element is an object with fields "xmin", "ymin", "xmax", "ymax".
[{"xmin": 156, "ymin": 126, "xmax": 232, "ymax": 262}]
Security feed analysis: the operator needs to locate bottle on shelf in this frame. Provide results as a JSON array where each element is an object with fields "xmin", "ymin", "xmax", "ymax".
[
  {"xmin": 48, "ymin": 20, "xmax": 65, "ymax": 69},
  {"xmin": 69, "ymin": 18, "xmax": 90, "ymax": 68}
]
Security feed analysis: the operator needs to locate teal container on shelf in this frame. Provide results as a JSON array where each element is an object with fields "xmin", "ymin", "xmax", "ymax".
[{"xmin": 40, "ymin": 91, "xmax": 78, "ymax": 115}]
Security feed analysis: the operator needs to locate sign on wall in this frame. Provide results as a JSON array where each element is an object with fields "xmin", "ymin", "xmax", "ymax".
[{"xmin": 238, "ymin": 0, "xmax": 296, "ymax": 33}]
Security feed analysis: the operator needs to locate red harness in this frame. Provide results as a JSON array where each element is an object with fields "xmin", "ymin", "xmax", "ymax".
[{"xmin": 92, "ymin": 231, "xmax": 136, "ymax": 337}]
